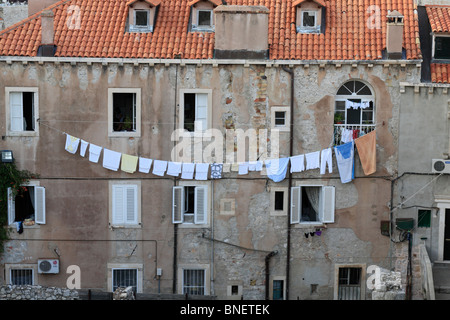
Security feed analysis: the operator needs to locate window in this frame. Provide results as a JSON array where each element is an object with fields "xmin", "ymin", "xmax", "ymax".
[
  {"xmin": 108, "ymin": 263, "xmax": 143, "ymax": 293},
  {"xmin": 5, "ymin": 87, "xmax": 39, "ymax": 136},
  {"xmin": 434, "ymin": 36, "xmax": 450, "ymax": 60},
  {"xmin": 271, "ymin": 106, "xmax": 290, "ymax": 131},
  {"xmin": 172, "ymin": 184, "xmax": 208, "ymax": 225},
  {"xmin": 270, "ymin": 187, "xmax": 288, "ymax": 216},
  {"xmin": 8, "ymin": 185, "xmax": 46, "ymax": 226},
  {"xmin": 110, "ymin": 183, "xmax": 140, "ymax": 226},
  {"xmin": 183, "ymin": 269, "xmax": 206, "ymax": 295},
  {"xmin": 337, "ymin": 267, "xmax": 362, "ymax": 300},
  {"xmin": 302, "ymin": 11, "xmax": 316, "ymax": 27},
  {"xmin": 418, "ymin": 209, "xmax": 431, "ymax": 228},
  {"xmin": 290, "ymin": 185, "xmax": 335, "ymax": 224},
  {"xmin": 190, "ymin": 1, "xmax": 215, "ymax": 32},
  {"xmin": 273, "ymin": 280, "xmax": 284, "ymax": 300},
  {"xmin": 135, "ymin": 10, "xmax": 149, "ymax": 26},
  {"xmin": 334, "ymin": 80, "xmax": 375, "ymax": 145},
  {"xmin": 179, "ymin": 89, "xmax": 211, "ymax": 133},
  {"xmin": 108, "ymin": 88, "xmax": 141, "ymax": 137},
  {"xmin": 198, "ymin": 10, "xmax": 212, "ymax": 28},
  {"xmin": 297, "ymin": 9, "xmax": 320, "ymax": 33},
  {"xmin": 10, "ymin": 269, "xmax": 34, "ymax": 285}
]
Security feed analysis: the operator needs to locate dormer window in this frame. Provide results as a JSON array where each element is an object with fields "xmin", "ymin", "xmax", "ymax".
[
  {"xmin": 189, "ymin": 0, "xmax": 222, "ymax": 32},
  {"xmin": 127, "ymin": 0, "xmax": 161, "ymax": 33},
  {"xmin": 293, "ymin": 0, "xmax": 325, "ymax": 34},
  {"xmin": 434, "ymin": 36, "xmax": 450, "ymax": 60}
]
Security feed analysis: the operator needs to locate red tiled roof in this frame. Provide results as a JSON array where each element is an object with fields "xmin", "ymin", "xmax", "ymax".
[
  {"xmin": 426, "ymin": 5, "xmax": 450, "ymax": 33},
  {"xmin": 0, "ymin": 0, "xmax": 422, "ymax": 60},
  {"xmin": 292, "ymin": 0, "xmax": 325, "ymax": 7},
  {"xmin": 126, "ymin": 0, "xmax": 162, "ymax": 6},
  {"xmin": 431, "ymin": 63, "xmax": 450, "ymax": 84}
]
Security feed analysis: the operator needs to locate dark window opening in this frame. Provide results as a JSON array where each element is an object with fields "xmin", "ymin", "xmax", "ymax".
[
  {"xmin": 303, "ymin": 11, "xmax": 316, "ymax": 27},
  {"xmin": 23, "ymin": 92, "xmax": 35, "ymax": 131},
  {"xmin": 183, "ymin": 269, "xmax": 205, "ymax": 295},
  {"xmin": 274, "ymin": 191, "xmax": 284, "ymax": 211},
  {"xmin": 112, "ymin": 269, "xmax": 137, "ymax": 293},
  {"xmin": 184, "ymin": 93, "xmax": 196, "ymax": 132},
  {"xmin": 198, "ymin": 10, "xmax": 212, "ymax": 26},
  {"xmin": 435, "ymin": 37, "xmax": 450, "ymax": 60},
  {"xmin": 274, "ymin": 111, "xmax": 286, "ymax": 126},
  {"xmin": 11, "ymin": 269, "xmax": 33, "ymax": 285},
  {"xmin": 231, "ymin": 285, "xmax": 239, "ymax": 295},
  {"xmin": 184, "ymin": 186, "xmax": 196, "ymax": 223},
  {"xmin": 339, "ymin": 267, "xmax": 361, "ymax": 286},
  {"xmin": 135, "ymin": 10, "xmax": 149, "ymax": 26},
  {"xmin": 113, "ymin": 93, "xmax": 136, "ymax": 132},
  {"xmin": 273, "ymin": 280, "xmax": 284, "ymax": 300},
  {"xmin": 301, "ymin": 187, "xmax": 319, "ymax": 222},
  {"xmin": 418, "ymin": 209, "xmax": 431, "ymax": 228},
  {"xmin": 14, "ymin": 187, "xmax": 35, "ymax": 222}
]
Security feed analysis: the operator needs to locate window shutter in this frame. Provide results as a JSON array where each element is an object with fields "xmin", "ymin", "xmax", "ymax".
[
  {"xmin": 172, "ymin": 186, "xmax": 184, "ymax": 224},
  {"xmin": 290, "ymin": 186, "xmax": 301, "ymax": 224},
  {"xmin": 7, "ymin": 187, "xmax": 15, "ymax": 225},
  {"xmin": 195, "ymin": 93, "xmax": 208, "ymax": 131},
  {"xmin": 320, "ymin": 186, "xmax": 335, "ymax": 223},
  {"xmin": 125, "ymin": 185, "xmax": 138, "ymax": 224},
  {"xmin": 34, "ymin": 186, "xmax": 46, "ymax": 224},
  {"xmin": 112, "ymin": 185, "xmax": 125, "ymax": 224},
  {"xmin": 194, "ymin": 186, "xmax": 207, "ymax": 224},
  {"xmin": 10, "ymin": 92, "xmax": 23, "ymax": 131}
]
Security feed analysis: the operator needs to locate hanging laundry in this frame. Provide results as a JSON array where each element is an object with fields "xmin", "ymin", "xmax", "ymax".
[
  {"xmin": 195, "ymin": 163, "xmax": 209, "ymax": 180},
  {"xmin": 341, "ymin": 129, "xmax": 354, "ymax": 144},
  {"xmin": 79, "ymin": 140, "xmax": 89, "ymax": 157},
  {"xmin": 65, "ymin": 134, "xmax": 80, "ymax": 154},
  {"xmin": 181, "ymin": 163, "xmax": 195, "ymax": 179},
  {"xmin": 305, "ymin": 151, "xmax": 320, "ymax": 170},
  {"xmin": 166, "ymin": 162, "xmax": 182, "ymax": 177},
  {"xmin": 355, "ymin": 130, "xmax": 376, "ymax": 175},
  {"xmin": 210, "ymin": 163, "xmax": 223, "ymax": 179},
  {"xmin": 290, "ymin": 154, "xmax": 305, "ymax": 173},
  {"xmin": 248, "ymin": 161, "xmax": 263, "ymax": 172},
  {"xmin": 265, "ymin": 158, "xmax": 290, "ymax": 182},
  {"xmin": 352, "ymin": 129, "xmax": 360, "ymax": 140},
  {"xmin": 320, "ymin": 148, "xmax": 333, "ymax": 174},
  {"xmin": 222, "ymin": 163, "xmax": 231, "ymax": 173},
  {"xmin": 121, "ymin": 154, "xmax": 138, "ymax": 174},
  {"xmin": 334, "ymin": 141, "xmax": 355, "ymax": 184},
  {"xmin": 152, "ymin": 160, "xmax": 168, "ymax": 176},
  {"xmin": 361, "ymin": 101, "xmax": 371, "ymax": 109},
  {"xmin": 138, "ymin": 157, "xmax": 153, "ymax": 173},
  {"xmin": 238, "ymin": 162, "xmax": 249, "ymax": 175},
  {"xmin": 345, "ymin": 100, "xmax": 361, "ymax": 109},
  {"xmin": 88, "ymin": 144, "xmax": 102, "ymax": 163},
  {"xmin": 231, "ymin": 163, "xmax": 239, "ymax": 172},
  {"xmin": 102, "ymin": 148, "xmax": 122, "ymax": 171}
]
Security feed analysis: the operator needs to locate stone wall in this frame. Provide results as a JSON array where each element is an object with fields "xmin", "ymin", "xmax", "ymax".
[
  {"xmin": 0, "ymin": 2, "xmax": 28, "ymax": 31},
  {"xmin": 0, "ymin": 285, "xmax": 79, "ymax": 300}
]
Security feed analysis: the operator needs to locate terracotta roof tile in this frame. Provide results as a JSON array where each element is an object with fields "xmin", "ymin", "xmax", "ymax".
[
  {"xmin": 426, "ymin": 5, "xmax": 450, "ymax": 33},
  {"xmin": 431, "ymin": 63, "xmax": 450, "ymax": 84},
  {"xmin": 0, "ymin": 0, "xmax": 421, "ymax": 61}
]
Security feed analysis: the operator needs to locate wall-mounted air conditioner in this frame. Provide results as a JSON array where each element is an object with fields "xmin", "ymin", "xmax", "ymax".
[
  {"xmin": 432, "ymin": 159, "xmax": 450, "ymax": 173},
  {"xmin": 38, "ymin": 259, "xmax": 60, "ymax": 274}
]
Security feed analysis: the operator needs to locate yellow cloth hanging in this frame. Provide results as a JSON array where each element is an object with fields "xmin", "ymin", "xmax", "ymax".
[{"xmin": 121, "ymin": 154, "xmax": 138, "ymax": 173}]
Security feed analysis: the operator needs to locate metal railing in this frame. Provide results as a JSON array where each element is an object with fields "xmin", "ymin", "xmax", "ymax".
[{"xmin": 334, "ymin": 124, "xmax": 376, "ymax": 145}]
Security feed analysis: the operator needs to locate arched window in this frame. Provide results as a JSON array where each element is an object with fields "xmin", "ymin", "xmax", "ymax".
[{"xmin": 334, "ymin": 80, "xmax": 375, "ymax": 145}]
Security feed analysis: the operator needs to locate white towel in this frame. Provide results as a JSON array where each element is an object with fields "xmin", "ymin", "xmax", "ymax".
[
  {"xmin": 167, "ymin": 162, "xmax": 182, "ymax": 177},
  {"xmin": 320, "ymin": 148, "xmax": 333, "ymax": 174},
  {"xmin": 290, "ymin": 155, "xmax": 305, "ymax": 173},
  {"xmin": 79, "ymin": 140, "xmax": 89, "ymax": 157},
  {"xmin": 222, "ymin": 163, "xmax": 231, "ymax": 173},
  {"xmin": 238, "ymin": 162, "xmax": 249, "ymax": 175},
  {"xmin": 138, "ymin": 157, "xmax": 153, "ymax": 173},
  {"xmin": 248, "ymin": 161, "xmax": 263, "ymax": 171},
  {"xmin": 102, "ymin": 148, "xmax": 122, "ymax": 171},
  {"xmin": 88, "ymin": 144, "xmax": 102, "ymax": 163},
  {"xmin": 195, "ymin": 163, "xmax": 209, "ymax": 180},
  {"xmin": 152, "ymin": 160, "xmax": 168, "ymax": 176},
  {"xmin": 305, "ymin": 151, "xmax": 320, "ymax": 170},
  {"xmin": 181, "ymin": 163, "xmax": 195, "ymax": 179},
  {"xmin": 65, "ymin": 134, "xmax": 80, "ymax": 154}
]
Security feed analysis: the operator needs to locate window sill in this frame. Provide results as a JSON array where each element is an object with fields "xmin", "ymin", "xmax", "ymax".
[
  {"xmin": 292, "ymin": 222, "xmax": 325, "ymax": 228},
  {"xmin": 110, "ymin": 224, "xmax": 142, "ymax": 229},
  {"xmin": 108, "ymin": 131, "xmax": 140, "ymax": 138},
  {"xmin": 6, "ymin": 131, "xmax": 39, "ymax": 137}
]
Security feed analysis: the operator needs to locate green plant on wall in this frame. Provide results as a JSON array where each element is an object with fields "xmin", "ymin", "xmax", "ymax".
[{"xmin": 0, "ymin": 163, "xmax": 38, "ymax": 254}]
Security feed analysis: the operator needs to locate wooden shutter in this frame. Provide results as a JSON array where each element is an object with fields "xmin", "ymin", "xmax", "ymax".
[
  {"xmin": 195, "ymin": 93, "xmax": 208, "ymax": 131},
  {"xmin": 194, "ymin": 186, "xmax": 207, "ymax": 224},
  {"xmin": 112, "ymin": 185, "xmax": 138, "ymax": 225},
  {"xmin": 125, "ymin": 185, "xmax": 138, "ymax": 224},
  {"xmin": 320, "ymin": 186, "xmax": 335, "ymax": 223},
  {"xmin": 7, "ymin": 187, "xmax": 15, "ymax": 225},
  {"xmin": 112, "ymin": 185, "xmax": 124, "ymax": 224},
  {"xmin": 172, "ymin": 186, "xmax": 184, "ymax": 224},
  {"xmin": 34, "ymin": 186, "xmax": 46, "ymax": 224},
  {"xmin": 290, "ymin": 186, "xmax": 301, "ymax": 224},
  {"xmin": 10, "ymin": 92, "xmax": 23, "ymax": 131}
]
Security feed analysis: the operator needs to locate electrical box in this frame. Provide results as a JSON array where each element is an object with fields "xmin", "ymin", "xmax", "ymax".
[{"xmin": 157, "ymin": 268, "xmax": 162, "ymax": 276}]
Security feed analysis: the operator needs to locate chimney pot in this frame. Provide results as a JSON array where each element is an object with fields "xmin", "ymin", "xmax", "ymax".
[
  {"xmin": 386, "ymin": 10, "xmax": 404, "ymax": 59},
  {"xmin": 41, "ymin": 10, "xmax": 54, "ymax": 45}
]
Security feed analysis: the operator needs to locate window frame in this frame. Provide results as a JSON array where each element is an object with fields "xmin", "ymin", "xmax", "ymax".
[
  {"xmin": 108, "ymin": 88, "xmax": 141, "ymax": 138},
  {"xmin": 109, "ymin": 181, "xmax": 141, "ymax": 228},
  {"xmin": 290, "ymin": 184, "xmax": 335, "ymax": 225},
  {"xmin": 270, "ymin": 187, "xmax": 288, "ymax": 216},
  {"xmin": 297, "ymin": 9, "xmax": 320, "ymax": 33},
  {"xmin": 178, "ymin": 89, "xmax": 212, "ymax": 136},
  {"xmin": 5, "ymin": 264, "xmax": 37, "ymax": 285},
  {"xmin": 107, "ymin": 263, "xmax": 143, "ymax": 293},
  {"xmin": 433, "ymin": 34, "xmax": 450, "ymax": 60},
  {"xmin": 333, "ymin": 264, "xmax": 367, "ymax": 300},
  {"xmin": 7, "ymin": 182, "xmax": 45, "ymax": 227},
  {"xmin": 5, "ymin": 87, "xmax": 39, "ymax": 137},
  {"xmin": 271, "ymin": 106, "xmax": 290, "ymax": 132},
  {"xmin": 172, "ymin": 182, "xmax": 210, "ymax": 227},
  {"xmin": 178, "ymin": 264, "xmax": 210, "ymax": 296}
]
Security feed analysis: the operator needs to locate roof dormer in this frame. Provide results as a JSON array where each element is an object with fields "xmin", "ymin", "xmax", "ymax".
[
  {"xmin": 293, "ymin": 0, "xmax": 325, "ymax": 34},
  {"xmin": 188, "ymin": 0, "xmax": 222, "ymax": 32},
  {"xmin": 126, "ymin": 0, "xmax": 161, "ymax": 33}
]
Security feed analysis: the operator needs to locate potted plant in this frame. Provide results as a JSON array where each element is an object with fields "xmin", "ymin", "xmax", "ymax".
[{"xmin": 334, "ymin": 113, "xmax": 344, "ymax": 124}]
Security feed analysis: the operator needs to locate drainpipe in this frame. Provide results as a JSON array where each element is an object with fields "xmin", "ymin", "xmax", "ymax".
[
  {"xmin": 172, "ymin": 64, "xmax": 179, "ymax": 294},
  {"xmin": 265, "ymin": 250, "xmax": 278, "ymax": 300},
  {"xmin": 282, "ymin": 66, "xmax": 294, "ymax": 300}
]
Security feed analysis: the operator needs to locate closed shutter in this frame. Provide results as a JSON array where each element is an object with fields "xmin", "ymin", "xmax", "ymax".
[
  {"xmin": 194, "ymin": 186, "xmax": 207, "ymax": 224},
  {"xmin": 7, "ymin": 188, "xmax": 15, "ymax": 225},
  {"xmin": 112, "ymin": 185, "xmax": 125, "ymax": 224},
  {"xmin": 10, "ymin": 92, "xmax": 23, "ymax": 131},
  {"xmin": 112, "ymin": 185, "xmax": 138, "ymax": 225},
  {"xmin": 34, "ymin": 186, "xmax": 46, "ymax": 224},
  {"xmin": 195, "ymin": 93, "xmax": 208, "ymax": 131},
  {"xmin": 290, "ymin": 186, "xmax": 301, "ymax": 224},
  {"xmin": 320, "ymin": 186, "xmax": 335, "ymax": 223},
  {"xmin": 172, "ymin": 186, "xmax": 184, "ymax": 224},
  {"xmin": 125, "ymin": 185, "xmax": 138, "ymax": 224}
]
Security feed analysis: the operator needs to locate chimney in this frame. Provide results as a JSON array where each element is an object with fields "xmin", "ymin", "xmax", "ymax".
[
  {"xmin": 41, "ymin": 10, "xmax": 54, "ymax": 45},
  {"xmin": 28, "ymin": 0, "xmax": 59, "ymax": 17},
  {"xmin": 214, "ymin": 5, "xmax": 269, "ymax": 59},
  {"xmin": 386, "ymin": 10, "xmax": 404, "ymax": 59}
]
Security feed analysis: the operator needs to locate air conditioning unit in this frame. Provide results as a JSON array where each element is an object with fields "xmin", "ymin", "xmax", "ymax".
[
  {"xmin": 432, "ymin": 159, "xmax": 450, "ymax": 173},
  {"xmin": 38, "ymin": 259, "xmax": 60, "ymax": 274}
]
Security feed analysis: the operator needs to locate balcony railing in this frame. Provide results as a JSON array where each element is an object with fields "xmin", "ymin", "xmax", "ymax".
[{"xmin": 334, "ymin": 124, "xmax": 376, "ymax": 146}]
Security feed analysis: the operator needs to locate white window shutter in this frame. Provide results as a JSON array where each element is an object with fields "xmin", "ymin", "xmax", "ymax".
[
  {"xmin": 195, "ymin": 93, "xmax": 208, "ymax": 131},
  {"xmin": 194, "ymin": 186, "xmax": 207, "ymax": 224},
  {"xmin": 7, "ymin": 187, "xmax": 15, "ymax": 225},
  {"xmin": 34, "ymin": 186, "xmax": 46, "ymax": 224},
  {"xmin": 172, "ymin": 186, "xmax": 184, "ymax": 224},
  {"xmin": 290, "ymin": 186, "xmax": 301, "ymax": 224},
  {"xmin": 10, "ymin": 92, "xmax": 24, "ymax": 131},
  {"xmin": 125, "ymin": 185, "xmax": 138, "ymax": 224},
  {"xmin": 112, "ymin": 185, "xmax": 124, "ymax": 224},
  {"xmin": 320, "ymin": 186, "xmax": 335, "ymax": 223}
]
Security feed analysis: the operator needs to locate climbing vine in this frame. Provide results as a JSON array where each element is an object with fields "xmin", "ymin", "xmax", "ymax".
[{"xmin": 0, "ymin": 163, "xmax": 38, "ymax": 253}]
